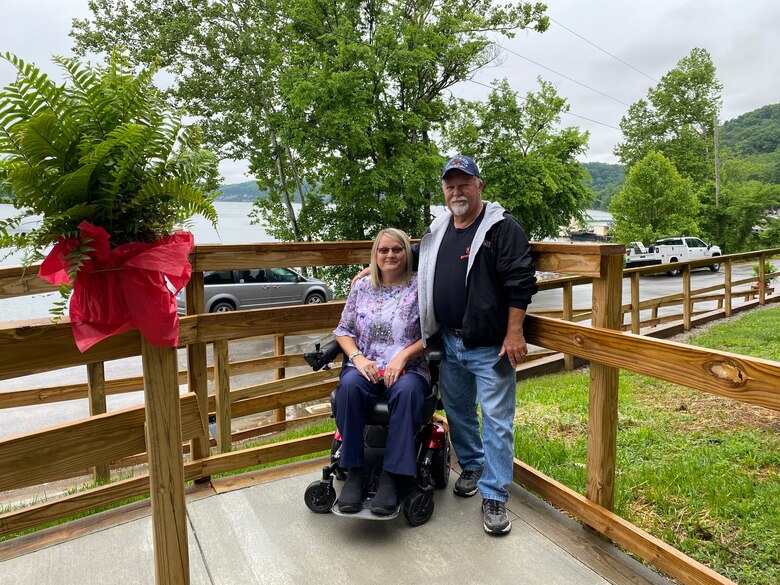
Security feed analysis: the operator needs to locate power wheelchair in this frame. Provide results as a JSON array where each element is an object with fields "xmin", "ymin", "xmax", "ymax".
[{"xmin": 303, "ymin": 339, "xmax": 450, "ymax": 526}]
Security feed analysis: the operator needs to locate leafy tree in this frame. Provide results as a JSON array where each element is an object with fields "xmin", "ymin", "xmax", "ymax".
[
  {"xmin": 71, "ymin": 0, "xmax": 550, "ymax": 243},
  {"xmin": 609, "ymin": 151, "xmax": 699, "ymax": 244},
  {"xmin": 72, "ymin": 0, "xmax": 314, "ymax": 241},
  {"xmin": 701, "ymin": 180, "xmax": 780, "ymax": 251},
  {"xmin": 442, "ymin": 78, "xmax": 591, "ymax": 239},
  {"xmin": 615, "ymin": 48, "xmax": 722, "ymax": 186},
  {"xmin": 697, "ymin": 154, "xmax": 780, "ymax": 251}
]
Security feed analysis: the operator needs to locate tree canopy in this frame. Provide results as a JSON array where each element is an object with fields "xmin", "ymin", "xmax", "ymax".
[
  {"xmin": 443, "ymin": 78, "xmax": 592, "ymax": 239},
  {"xmin": 615, "ymin": 48, "xmax": 722, "ymax": 186},
  {"xmin": 71, "ymin": 0, "xmax": 550, "ymax": 243}
]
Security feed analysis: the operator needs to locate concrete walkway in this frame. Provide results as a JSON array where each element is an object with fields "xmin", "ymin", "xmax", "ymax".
[{"xmin": 0, "ymin": 467, "xmax": 673, "ymax": 585}]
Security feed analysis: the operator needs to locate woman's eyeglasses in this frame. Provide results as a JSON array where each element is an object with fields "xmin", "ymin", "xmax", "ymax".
[{"xmin": 377, "ymin": 246, "xmax": 404, "ymax": 255}]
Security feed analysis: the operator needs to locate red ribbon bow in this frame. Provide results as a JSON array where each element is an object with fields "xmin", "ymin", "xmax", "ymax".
[{"xmin": 39, "ymin": 221, "xmax": 194, "ymax": 352}]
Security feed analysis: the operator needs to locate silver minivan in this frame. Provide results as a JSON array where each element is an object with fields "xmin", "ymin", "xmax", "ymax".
[{"xmin": 176, "ymin": 268, "xmax": 333, "ymax": 314}]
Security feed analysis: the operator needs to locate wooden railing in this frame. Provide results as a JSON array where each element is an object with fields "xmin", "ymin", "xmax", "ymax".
[{"xmin": 1, "ymin": 242, "xmax": 779, "ymax": 585}]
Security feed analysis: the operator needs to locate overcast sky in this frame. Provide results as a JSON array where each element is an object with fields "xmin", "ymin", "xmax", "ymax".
[{"xmin": 1, "ymin": 0, "xmax": 779, "ymax": 183}]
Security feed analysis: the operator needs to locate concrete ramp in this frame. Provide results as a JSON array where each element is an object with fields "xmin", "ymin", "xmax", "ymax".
[{"xmin": 0, "ymin": 469, "xmax": 672, "ymax": 585}]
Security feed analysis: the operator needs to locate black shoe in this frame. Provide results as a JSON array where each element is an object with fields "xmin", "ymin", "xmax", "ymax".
[
  {"xmin": 453, "ymin": 468, "xmax": 482, "ymax": 497},
  {"xmin": 338, "ymin": 467, "xmax": 364, "ymax": 513},
  {"xmin": 482, "ymin": 498, "xmax": 512, "ymax": 535},
  {"xmin": 370, "ymin": 470, "xmax": 398, "ymax": 516}
]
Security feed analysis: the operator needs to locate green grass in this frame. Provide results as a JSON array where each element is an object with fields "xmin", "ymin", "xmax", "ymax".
[{"xmin": 515, "ymin": 306, "xmax": 780, "ymax": 584}]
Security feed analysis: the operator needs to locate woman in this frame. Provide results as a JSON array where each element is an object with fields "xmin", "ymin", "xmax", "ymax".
[{"xmin": 333, "ymin": 227, "xmax": 429, "ymax": 515}]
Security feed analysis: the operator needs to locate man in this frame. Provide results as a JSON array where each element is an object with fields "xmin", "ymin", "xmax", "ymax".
[{"xmin": 417, "ymin": 154, "xmax": 538, "ymax": 535}]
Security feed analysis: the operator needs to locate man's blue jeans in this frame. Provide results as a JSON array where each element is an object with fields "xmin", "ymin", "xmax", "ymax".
[{"xmin": 439, "ymin": 329, "xmax": 517, "ymax": 502}]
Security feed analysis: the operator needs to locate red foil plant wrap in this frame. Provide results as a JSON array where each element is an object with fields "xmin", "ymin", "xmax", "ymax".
[{"xmin": 39, "ymin": 221, "xmax": 194, "ymax": 352}]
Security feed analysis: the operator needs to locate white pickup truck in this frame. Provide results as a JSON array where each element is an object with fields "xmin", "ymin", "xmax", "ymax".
[{"xmin": 625, "ymin": 236, "xmax": 722, "ymax": 275}]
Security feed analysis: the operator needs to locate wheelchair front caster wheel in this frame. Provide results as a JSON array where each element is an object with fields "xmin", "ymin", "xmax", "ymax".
[
  {"xmin": 403, "ymin": 490, "xmax": 434, "ymax": 526},
  {"xmin": 304, "ymin": 480, "xmax": 336, "ymax": 513}
]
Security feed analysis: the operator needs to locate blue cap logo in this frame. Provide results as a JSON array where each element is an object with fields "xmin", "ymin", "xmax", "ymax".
[{"xmin": 441, "ymin": 154, "xmax": 480, "ymax": 179}]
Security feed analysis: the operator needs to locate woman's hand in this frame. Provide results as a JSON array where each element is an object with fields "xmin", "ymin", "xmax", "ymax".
[
  {"xmin": 353, "ymin": 355, "xmax": 380, "ymax": 384},
  {"xmin": 383, "ymin": 352, "xmax": 409, "ymax": 388}
]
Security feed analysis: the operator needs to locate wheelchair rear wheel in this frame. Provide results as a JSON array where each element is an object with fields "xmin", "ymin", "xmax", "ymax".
[
  {"xmin": 304, "ymin": 480, "xmax": 336, "ymax": 513},
  {"xmin": 403, "ymin": 490, "xmax": 434, "ymax": 526}
]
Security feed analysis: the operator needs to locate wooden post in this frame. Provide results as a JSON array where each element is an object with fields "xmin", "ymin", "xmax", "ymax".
[
  {"xmin": 562, "ymin": 282, "xmax": 574, "ymax": 370},
  {"xmin": 724, "ymin": 259, "xmax": 732, "ymax": 317},
  {"xmin": 586, "ymin": 253, "xmax": 623, "ymax": 511},
  {"xmin": 630, "ymin": 272, "xmax": 640, "ymax": 335},
  {"xmin": 214, "ymin": 339, "xmax": 232, "ymax": 452},
  {"xmin": 274, "ymin": 334, "xmax": 287, "ymax": 421},
  {"xmin": 759, "ymin": 255, "xmax": 766, "ymax": 305},
  {"xmin": 651, "ymin": 305, "xmax": 658, "ymax": 326},
  {"xmin": 87, "ymin": 361, "xmax": 110, "ymax": 483},
  {"xmin": 185, "ymin": 271, "xmax": 210, "ymax": 472},
  {"xmin": 682, "ymin": 264, "xmax": 692, "ymax": 331},
  {"xmin": 141, "ymin": 338, "xmax": 189, "ymax": 585}
]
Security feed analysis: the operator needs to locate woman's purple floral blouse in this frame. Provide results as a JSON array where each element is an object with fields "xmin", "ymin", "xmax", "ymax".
[{"xmin": 334, "ymin": 273, "xmax": 429, "ymax": 383}]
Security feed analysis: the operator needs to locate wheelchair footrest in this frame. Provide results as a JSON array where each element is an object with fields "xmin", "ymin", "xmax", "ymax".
[{"xmin": 331, "ymin": 497, "xmax": 400, "ymax": 521}]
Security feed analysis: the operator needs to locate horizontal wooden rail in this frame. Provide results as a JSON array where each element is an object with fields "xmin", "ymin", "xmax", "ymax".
[
  {"xmin": 525, "ymin": 315, "xmax": 780, "ymax": 410},
  {"xmin": 0, "ymin": 352, "xmax": 313, "ymax": 410},
  {"xmin": 229, "ymin": 368, "xmax": 341, "ymax": 403},
  {"xmin": 0, "ymin": 393, "xmax": 204, "ymax": 493},
  {"xmin": 194, "ymin": 303, "xmax": 343, "ymax": 343},
  {"xmin": 0, "ymin": 433, "xmax": 333, "ymax": 539},
  {"xmin": 0, "ymin": 305, "xmax": 340, "ymax": 381},
  {"xmin": 0, "ymin": 265, "xmax": 55, "ymax": 299},
  {"xmin": 221, "ymin": 380, "xmax": 339, "ymax": 420},
  {"xmin": 513, "ymin": 460, "xmax": 734, "ymax": 585},
  {"xmin": 0, "ymin": 241, "xmax": 629, "ymax": 302}
]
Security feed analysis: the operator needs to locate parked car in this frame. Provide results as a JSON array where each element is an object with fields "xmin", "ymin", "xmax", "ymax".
[{"xmin": 177, "ymin": 268, "xmax": 333, "ymax": 314}]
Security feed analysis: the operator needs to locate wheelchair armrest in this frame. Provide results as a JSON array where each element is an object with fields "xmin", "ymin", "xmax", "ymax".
[
  {"xmin": 304, "ymin": 339, "xmax": 343, "ymax": 371},
  {"xmin": 425, "ymin": 338, "xmax": 444, "ymax": 364}
]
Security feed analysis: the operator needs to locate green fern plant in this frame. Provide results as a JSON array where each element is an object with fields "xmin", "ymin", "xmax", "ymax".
[{"xmin": 0, "ymin": 48, "xmax": 219, "ymax": 267}]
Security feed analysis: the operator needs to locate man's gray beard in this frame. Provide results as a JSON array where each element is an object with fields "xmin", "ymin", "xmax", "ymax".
[{"xmin": 450, "ymin": 201, "xmax": 469, "ymax": 216}]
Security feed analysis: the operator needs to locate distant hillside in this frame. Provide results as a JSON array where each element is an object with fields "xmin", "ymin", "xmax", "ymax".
[
  {"xmin": 215, "ymin": 181, "xmax": 267, "ymax": 201},
  {"xmin": 721, "ymin": 103, "xmax": 780, "ymax": 155},
  {"xmin": 581, "ymin": 162, "xmax": 625, "ymax": 210}
]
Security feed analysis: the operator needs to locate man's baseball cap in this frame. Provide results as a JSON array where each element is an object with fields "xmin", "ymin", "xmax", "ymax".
[{"xmin": 441, "ymin": 154, "xmax": 480, "ymax": 180}]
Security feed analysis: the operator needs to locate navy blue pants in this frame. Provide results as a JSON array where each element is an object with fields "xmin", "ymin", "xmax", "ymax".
[{"xmin": 334, "ymin": 367, "xmax": 427, "ymax": 477}]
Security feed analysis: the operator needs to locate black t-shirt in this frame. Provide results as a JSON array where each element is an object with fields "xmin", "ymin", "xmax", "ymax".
[{"xmin": 433, "ymin": 205, "xmax": 486, "ymax": 328}]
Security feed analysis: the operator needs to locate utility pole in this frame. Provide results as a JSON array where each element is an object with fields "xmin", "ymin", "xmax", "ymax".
[{"xmin": 714, "ymin": 110, "xmax": 721, "ymax": 207}]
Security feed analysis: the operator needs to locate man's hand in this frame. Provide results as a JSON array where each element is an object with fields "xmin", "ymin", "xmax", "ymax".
[
  {"xmin": 351, "ymin": 267, "xmax": 370, "ymax": 288},
  {"xmin": 500, "ymin": 307, "xmax": 528, "ymax": 367}
]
